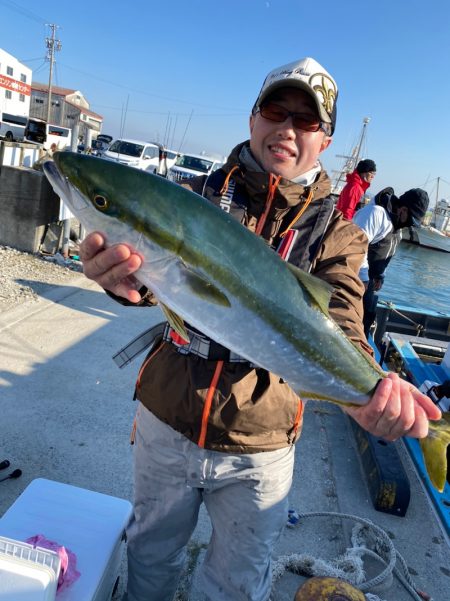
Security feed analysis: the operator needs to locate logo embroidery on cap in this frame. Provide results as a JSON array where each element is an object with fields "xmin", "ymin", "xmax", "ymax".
[{"xmin": 309, "ymin": 73, "xmax": 337, "ymax": 115}]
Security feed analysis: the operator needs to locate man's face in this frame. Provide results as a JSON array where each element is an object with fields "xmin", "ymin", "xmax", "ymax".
[
  {"xmin": 361, "ymin": 171, "xmax": 376, "ymax": 183},
  {"xmin": 249, "ymin": 88, "xmax": 332, "ymax": 180},
  {"xmin": 397, "ymin": 206, "xmax": 411, "ymax": 226}
]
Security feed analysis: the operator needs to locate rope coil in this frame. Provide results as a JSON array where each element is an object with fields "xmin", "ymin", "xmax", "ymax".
[{"xmin": 272, "ymin": 511, "xmax": 433, "ymax": 601}]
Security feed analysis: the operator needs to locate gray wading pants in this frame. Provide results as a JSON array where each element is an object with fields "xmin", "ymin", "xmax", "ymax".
[{"xmin": 125, "ymin": 404, "xmax": 295, "ymax": 601}]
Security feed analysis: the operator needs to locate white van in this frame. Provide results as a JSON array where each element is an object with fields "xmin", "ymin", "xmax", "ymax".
[
  {"xmin": 24, "ymin": 118, "xmax": 72, "ymax": 150},
  {"xmin": 102, "ymin": 139, "xmax": 161, "ymax": 172},
  {"xmin": 0, "ymin": 112, "xmax": 28, "ymax": 141},
  {"xmin": 168, "ymin": 153, "xmax": 224, "ymax": 182}
]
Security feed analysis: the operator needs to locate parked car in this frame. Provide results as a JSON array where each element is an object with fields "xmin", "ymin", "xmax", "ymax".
[
  {"xmin": 91, "ymin": 134, "xmax": 113, "ymax": 156},
  {"xmin": 97, "ymin": 134, "xmax": 113, "ymax": 145},
  {"xmin": 24, "ymin": 118, "xmax": 72, "ymax": 150},
  {"xmin": 102, "ymin": 139, "xmax": 161, "ymax": 172},
  {"xmin": 168, "ymin": 153, "xmax": 224, "ymax": 182}
]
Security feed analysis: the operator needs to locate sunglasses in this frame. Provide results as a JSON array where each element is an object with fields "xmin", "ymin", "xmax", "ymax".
[{"xmin": 256, "ymin": 102, "xmax": 330, "ymax": 134}]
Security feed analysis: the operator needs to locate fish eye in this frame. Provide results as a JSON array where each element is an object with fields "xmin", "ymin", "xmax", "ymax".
[{"xmin": 93, "ymin": 194, "xmax": 109, "ymax": 210}]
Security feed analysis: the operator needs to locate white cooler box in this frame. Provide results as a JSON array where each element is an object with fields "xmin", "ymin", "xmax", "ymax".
[{"xmin": 0, "ymin": 478, "xmax": 133, "ymax": 601}]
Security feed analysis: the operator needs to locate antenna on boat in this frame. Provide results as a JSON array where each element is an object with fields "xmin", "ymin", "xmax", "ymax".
[
  {"xmin": 119, "ymin": 94, "xmax": 130, "ymax": 140},
  {"xmin": 331, "ymin": 117, "xmax": 370, "ymax": 196},
  {"xmin": 163, "ymin": 113, "xmax": 172, "ymax": 149},
  {"xmin": 178, "ymin": 109, "xmax": 194, "ymax": 153},
  {"xmin": 170, "ymin": 115, "xmax": 178, "ymax": 150}
]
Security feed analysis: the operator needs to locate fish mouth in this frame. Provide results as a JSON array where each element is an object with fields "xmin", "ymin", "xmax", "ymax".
[{"xmin": 43, "ymin": 159, "xmax": 91, "ymax": 213}]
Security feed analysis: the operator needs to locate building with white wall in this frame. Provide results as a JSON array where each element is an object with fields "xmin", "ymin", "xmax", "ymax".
[{"xmin": 0, "ymin": 48, "xmax": 32, "ymax": 139}]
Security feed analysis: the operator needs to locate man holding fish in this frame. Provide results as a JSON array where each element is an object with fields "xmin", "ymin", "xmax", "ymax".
[{"xmin": 73, "ymin": 58, "xmax": 440, "ymax": 601}]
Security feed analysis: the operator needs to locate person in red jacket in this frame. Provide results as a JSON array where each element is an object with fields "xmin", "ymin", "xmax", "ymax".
[{"xmin": 336, "ymin": 158, "xmax": 376, "ymax": 219}]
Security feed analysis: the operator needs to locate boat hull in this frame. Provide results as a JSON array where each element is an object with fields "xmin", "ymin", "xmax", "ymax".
[{"xmin": 403, "ymin": 225, "xmax": 450, "ymax": 253}]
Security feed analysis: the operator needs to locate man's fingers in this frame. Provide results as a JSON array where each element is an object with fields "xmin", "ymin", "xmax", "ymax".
[
  {"xmin": 114, "ymin": 282, "xmax": 144, "ymax": 304},
  {"xmin": 411, "ymin": 387, "xmax": 442, "ymax": 420},
  {"xmin": 79, "ymin": 232, "xmax": 106, "ymax": 262},
  {"xmin": 402, "ymin": 404, "xmax": 429, "ymax": 439},
  {"xmin": 94, "ymin": 254, "xmax": 142, "ymax": 292},
  {"xmin": 382, "ymin": 384, "xmax": 416, "ymax": 441},
  {"xmin": 90, "ymin": 245, "xmax": 131, "ymax": 275}
]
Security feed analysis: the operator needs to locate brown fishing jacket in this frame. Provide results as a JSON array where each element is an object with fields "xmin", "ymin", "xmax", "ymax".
[{"xmin": 115, "ymin": 142, "xmax": 371, "ymax": 453}]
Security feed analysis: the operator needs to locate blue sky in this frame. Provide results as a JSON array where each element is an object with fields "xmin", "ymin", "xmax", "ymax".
[{"xmin": 1, "ymin": 0, "xmax": 450, "ymax": 207}]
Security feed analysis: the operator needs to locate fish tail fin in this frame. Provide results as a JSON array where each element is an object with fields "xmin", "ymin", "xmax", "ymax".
[{"xmin": 420, "ymin": 413, "xmax": 450, "ymax": 493}]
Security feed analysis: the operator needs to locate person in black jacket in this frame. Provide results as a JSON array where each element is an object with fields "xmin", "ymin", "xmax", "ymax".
[{"xmin": 353, "ymin": 188, "xmax": 430, "ymax": 336}]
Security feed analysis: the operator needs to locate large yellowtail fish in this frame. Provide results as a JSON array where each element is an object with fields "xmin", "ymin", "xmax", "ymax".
[{"xmin": 43, "ymin": 153, "xmax": 449, "ymax": 492}]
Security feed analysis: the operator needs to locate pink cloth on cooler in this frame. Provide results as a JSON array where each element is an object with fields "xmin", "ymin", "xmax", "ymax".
[{"xmin": 26, "ymin": 534, "xmax": 81, "ymax": 592}]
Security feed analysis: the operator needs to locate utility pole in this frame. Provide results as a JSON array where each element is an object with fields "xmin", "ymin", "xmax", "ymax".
[{"xmin": 45, "ymin": 24, "xmax": 62, "ymax": 125}]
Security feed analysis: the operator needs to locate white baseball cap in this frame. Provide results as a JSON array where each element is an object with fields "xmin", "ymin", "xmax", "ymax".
[{"xmin": 253, "ymin": 57, "xmax": 338, "ymax": 133}]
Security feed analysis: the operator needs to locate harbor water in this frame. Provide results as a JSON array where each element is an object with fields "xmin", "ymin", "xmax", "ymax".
[{"xmin": 379, "ymin": 240, "xmax": 450, "ymax": 314}]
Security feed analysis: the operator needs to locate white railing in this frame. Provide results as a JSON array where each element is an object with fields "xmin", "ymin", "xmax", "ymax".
[{"xmin": 0, "ymin": 140, "xmax": 42, "ymax": 168}]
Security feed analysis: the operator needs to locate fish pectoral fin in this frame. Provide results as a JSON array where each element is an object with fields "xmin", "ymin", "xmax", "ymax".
[
  {"xmin": 286, "ymin": 263, "xmax": 333, "ymax": 316},
  {"xmin": 160, "ymin": 303, "xmax": 190, "ymax": 343},
  {"xmin": 184, "ymin": 268, "xmax": 231, "ymax": 307},
  {"xmin": 419, "ymin": 413, "xmax": 450, "ymax": 493}
]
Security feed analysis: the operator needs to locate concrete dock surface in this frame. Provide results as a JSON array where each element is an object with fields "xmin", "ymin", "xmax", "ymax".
[{"xmin": 1, "ymin": 276, "xmax": 449, "ymax": 600}]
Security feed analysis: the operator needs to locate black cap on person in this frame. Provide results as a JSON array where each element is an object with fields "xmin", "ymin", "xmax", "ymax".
[
  {"xmin": 397, "ymin": 188, "xmax": 429, "ymax": 227},
  {"xmin": 356, "ymin": 159, "xmax": 376, "ymax": 174}
]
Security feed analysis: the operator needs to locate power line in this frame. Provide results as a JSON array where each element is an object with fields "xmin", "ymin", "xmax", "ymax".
[
  {"xmin": 0, "ymin": 0, "xmax": 47, "ymax": 24},
  {"xmin": 33, "ymin": 60, "xmax": 48, "ymax": 75},
  {"xmin": 90, "ymin": 103, "xmax": 246, "ymax": 118},
  {"xmin": 58, "ymin": 61, "xmax": 247, "ymax": 114},
  {"xmin": 18, "ymin": 56, "xmax": 46, "ymax": 63}
]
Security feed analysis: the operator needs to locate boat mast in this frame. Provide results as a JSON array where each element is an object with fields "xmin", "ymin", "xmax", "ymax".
[
  {"xmin": 354, "ymin": 117, "xmax": 370, "ymax": 167},
  {"xmin": 332, "ymin": 117, "xmax": 370, "ymax": 195}
]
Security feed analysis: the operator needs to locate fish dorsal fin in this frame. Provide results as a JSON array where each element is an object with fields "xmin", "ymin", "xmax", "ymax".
[
  {"xmin": 286, "ymin": 263, "xmax": 333, "ymax": 316},
  {"xmin": 160, "ymin": 303, "xmax": 190, "ymax": 343}
]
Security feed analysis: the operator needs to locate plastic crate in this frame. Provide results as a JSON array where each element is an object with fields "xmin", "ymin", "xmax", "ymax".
[{"xmin": 0, "ymin": 535, "xmax": 60, "ymax": 600}]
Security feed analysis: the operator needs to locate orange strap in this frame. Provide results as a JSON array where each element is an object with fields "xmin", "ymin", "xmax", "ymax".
[
  {"xmin": 292, "ymin": 398, "xmax": 304, "ymax": 434},
  {"xmin": 279, "ymin": 187, "xmax": 314, "ymax": 238},
  {"xmin": 198, "ymin": 360, "xmax": 224, "ymax": 448},
  {"xmin": 130, "ymin": 413, "xmax": 138, "ymax": 445},
  {"xmin": 255, "ymin": 173, "xmax": 281, "ymax": 236},
  {"xmin": 219, "ymin": 165, "xmax": 240, "ymax": 195}
]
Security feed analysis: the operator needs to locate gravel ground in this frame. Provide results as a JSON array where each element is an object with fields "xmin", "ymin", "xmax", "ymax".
[{"xmin": 0, "ymin": 245, "xmax": 84, "ymax": 313}]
